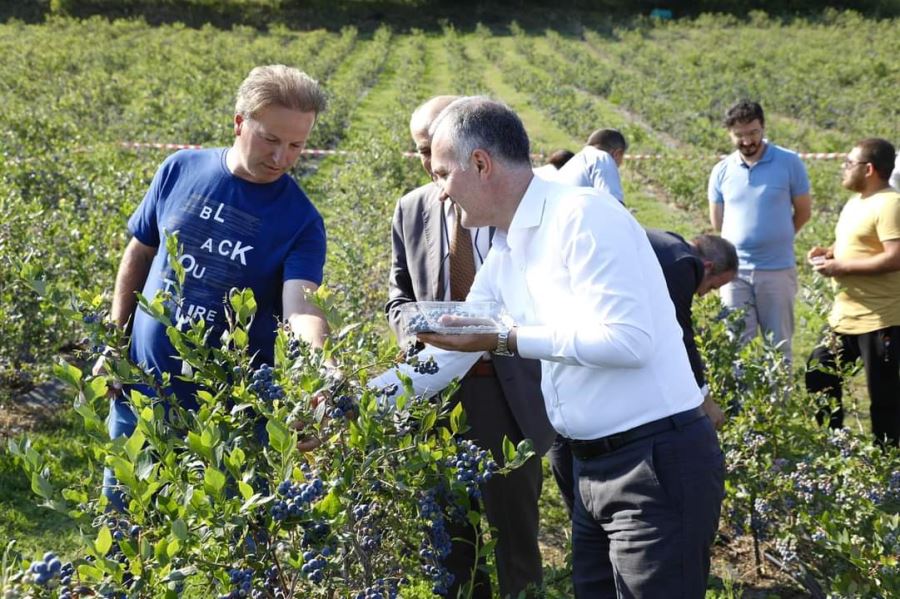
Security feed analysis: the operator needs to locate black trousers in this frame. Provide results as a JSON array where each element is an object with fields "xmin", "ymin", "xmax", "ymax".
[
  {"xmin": 548, "ymin": 434, "xmax": 576, "ymax": 518},
  {"xmin": 805, "ymin": 326, "xmax": 900, "ymax": 448},
  {"xmin": 570, "ymin": 415, "xmax": 724, "ymax": 598},
  {"xmin": 444, "ymin": 373, "xmax": 544, "ymax": 599}
]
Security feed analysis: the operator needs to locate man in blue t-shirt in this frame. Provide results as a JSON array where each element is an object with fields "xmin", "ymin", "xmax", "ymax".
[
  {"xmin": 97, "ymin": 65, "xmax": 331, "ymax": 507},
  {"xmin": 708, "ymin": 100, "xmax": 811, "ymax": 361}
]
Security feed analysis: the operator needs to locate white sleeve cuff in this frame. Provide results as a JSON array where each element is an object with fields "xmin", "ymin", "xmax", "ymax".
[{"xmin": 515, "ymin": 325, "xmax": 554, "ymax": 360}]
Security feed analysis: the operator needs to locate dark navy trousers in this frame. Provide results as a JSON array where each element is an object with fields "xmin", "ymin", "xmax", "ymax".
[{"xmin": 565, "ymin": 415, "xmax": 724, "ymax": 598}]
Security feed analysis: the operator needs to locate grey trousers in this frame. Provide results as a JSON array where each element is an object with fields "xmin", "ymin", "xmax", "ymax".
[
  {"xmin": 571, "ymin": 415, "xmax": 724, "ymax": 598},
  {"xmin": 444, "ymin": 373, "xmax": 544, "ymax": 599},
  {"xmin": 720, "ymin": 266, "xmax": 797, "ymax": 362}
]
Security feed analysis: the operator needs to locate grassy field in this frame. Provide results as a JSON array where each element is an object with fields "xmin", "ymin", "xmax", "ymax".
[{"xmin": 1, "ymin": 10, "xmax": 898, "ymax": 597}]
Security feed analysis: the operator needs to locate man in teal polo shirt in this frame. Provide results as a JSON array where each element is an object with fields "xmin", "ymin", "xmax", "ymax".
[{"xmin": 708, "ymin": 100, "xmax": 811, "ymax": 361}]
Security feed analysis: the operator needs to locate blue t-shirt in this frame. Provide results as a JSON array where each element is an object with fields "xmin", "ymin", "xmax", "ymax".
[
  {"xmin": 127, "ymin": 148, "xmax": 326, "ymax": 407},
  {"xmin": 555, "ymin": 145, "xmax": 625, "ymax": 204},
  {"xmin": 708, "ymin": 143, "xmax": 810, "ymax": 270}
]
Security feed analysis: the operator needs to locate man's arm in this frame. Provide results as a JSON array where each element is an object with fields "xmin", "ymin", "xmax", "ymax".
[
  {"xmin": 111, "ymin": 237, "xmax": 157, "ymax": 331},
  {"xmin": 664, "ymin": 258, "xmax": 706, "ymax": 388},
  {"xmin": 814, "ymin": 239, "xmax": 900, "ymax": 277},
  {"xmin": 283, "ymin": 279, "xmax": 330, "ymax": 350},
  {"xmin": 792, "ymin": 193, "xmax": 812, "ymax": 232},
  {"xmin": 93, "ymin": 237, "xmax": 156, "ymax": 377},
  {"xmin": 385, "ymin": 199, "xmax": 415, "ymax": 338},
  {"xmin": 709, "ymin": 202, "xmax": 724, "ymax": 232}
]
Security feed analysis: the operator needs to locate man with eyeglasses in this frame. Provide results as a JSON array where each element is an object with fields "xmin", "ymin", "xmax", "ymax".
[
  {"xmin": 708, "ymin": 100, "xmax": 811, "ymax": 362},
  {"xmin": 97, "ymin": 65, "xmax": 332, "ymax": 508},
  {"xmin": 805, "ymin": 138, "xmax": 900, "ymax": 448},
  {"xmin": 385, "ymin": 95, "xmax": 554, "ymax": 598}
]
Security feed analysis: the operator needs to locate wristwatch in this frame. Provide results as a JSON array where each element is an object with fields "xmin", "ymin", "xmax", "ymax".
[{"xmin": 493, "ymin": 327, "xmax": 515, "ymax": 357}]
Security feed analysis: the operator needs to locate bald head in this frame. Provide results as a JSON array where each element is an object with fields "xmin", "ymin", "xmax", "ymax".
[{"xmin": 410, "ymin": 95, "xmax": 459, "ymax": 177}]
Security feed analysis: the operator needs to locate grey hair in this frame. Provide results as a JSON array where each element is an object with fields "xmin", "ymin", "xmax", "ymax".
[
  {"xmin": 235, "ymin": 65, "xmax": 327, "ymax": 118},
  {"xmin": 692, "ymin": 234, "xmax": 738, "ymax": 275},
  {"xmin": 429, "ymin": 96, "xmax": 531, "ymax": 169},
  {"xmin": 409, "ymin": 95, "xmax": 460, "ymax": 137}
]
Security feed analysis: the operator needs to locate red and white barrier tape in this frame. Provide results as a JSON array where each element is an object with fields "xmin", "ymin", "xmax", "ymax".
[
  {"xmin": 623, "ymin": 152, "xmax": 848, "ymax": 161},
  {"xmin": 118, "ymin": 142, "xmax": 848, "ymax": 161}
]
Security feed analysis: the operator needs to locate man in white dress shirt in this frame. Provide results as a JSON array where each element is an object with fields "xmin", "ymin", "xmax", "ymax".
[{"xmin": 371, "ymin": 97, "xmax": 724, "ymax": 598}]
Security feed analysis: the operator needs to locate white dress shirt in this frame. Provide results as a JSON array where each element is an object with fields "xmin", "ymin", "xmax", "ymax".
[
  {"xmin": 371, "ymin": 176, "xmax": 701, "ymax": 440},
  {"xmin": 532, "ymin": 164, "xmax": 559, "ymax": 180},
  {"xmin": 555, "ymin": 145, "xmax": 624, "ymax": 204}
]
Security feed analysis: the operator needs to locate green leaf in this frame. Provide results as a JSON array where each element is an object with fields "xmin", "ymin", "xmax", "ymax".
[
  {"xmin": 95, "ymin": 526, "xmax": 112, "ymax": 555},
  {"xmin": 449, "ymin": 401, "xmax": 465, "ymax": 435},
  {"xmin": 266, "ymin": 418, "xmax": 291, "ymax": 454},
  {"xmin": 203, "ymin": 467, "xmax": 226, "ymax": 496},
  {"xmin": 53, "ymin": 360, "xmax": 82, "ymax": 389},
  {"xmin": 421, "ymin": 410, "xmax": 437, "ymax": 433},
  {"xmin": 31, "ymin": 471, "xmax": 53, "ymax": 499},
  {"xmin": 107, "ymin": 456, "xmax": 137, "ymax": 487},
  {"xmin": 7, "ymin": 439, "xmax": 21, "ymax": 458},
  {"xmin": 171, "ymin": 519, "xmax": 188, "ymax": 541},
  {"xmin": 135, "ymin": 454, "xmax": 156, "ymax": 481},
  {"xmin": 467, "ymin": 510, "xmax": 481, "ymax": 528},
  {"xmin": 154, "ymin": 538, "xmax": 170, "ymax": 566},
  {"xmin": 238, "ymin": 481, "xmax": 254, "ymax": 501},
  {"xmin": 77, "ymin": 564, "xmax": 102, "ymax": 581},
  {"xmin": 232, "ymin": 327, "xmax": 249, "ymax": 349},
  {"xmin": 316, "ymin": 489, "xmax": 342, "ymax": 518},
  {"xmin": 228, "ymin": 447, "xmax": 246, "ymax": 469},
  {"xmin": 502, "ymin": 436, "xmax": 517, "ymax": 465},
  {"xmin": 84, "ymin": 376, "xmax": 109, "ymax": 402},
  {"xmin": 186, "ymin": 432, "xmax": 211, "ymax": 462},
  {"xmin": 74, "ymin": 402, "xmax": 104, "ymax": 435},
  {"xmin": 124, "ymin": 428, "xmax": 145, "ymax": 463}
]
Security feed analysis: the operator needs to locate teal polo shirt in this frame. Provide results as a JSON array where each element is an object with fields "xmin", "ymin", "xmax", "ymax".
[{"xmin": 708, "ymin": 143, "xmax": 810, "ymax": 270}]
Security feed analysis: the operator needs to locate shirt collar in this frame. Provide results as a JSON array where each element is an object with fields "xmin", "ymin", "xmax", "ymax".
[
  {"xmin": 501, "ymin": 175, "xmax": 548, "ymax": 250},
  {"xmin": 732, "ymin": 141, "xmax": 772, "ymax": 168}
]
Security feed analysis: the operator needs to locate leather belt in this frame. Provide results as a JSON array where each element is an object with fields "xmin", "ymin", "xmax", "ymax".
[
  {"xmin": 466, "ymin": 360, "xmax": 496, "ymax": 378},
  {"xmin": 568, "ymin": 406, "xmax": 707, "ymax": 460}
]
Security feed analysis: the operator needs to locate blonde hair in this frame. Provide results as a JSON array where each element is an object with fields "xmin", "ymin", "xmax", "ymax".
[{"xmin": 235, "ymin": 65, "xmax": 327, "ymax": 118}]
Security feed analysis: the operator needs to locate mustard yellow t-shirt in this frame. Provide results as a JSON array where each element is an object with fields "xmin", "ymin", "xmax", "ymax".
[{"xmin": 829, "ymin": 189, "xmax": 900, "ymax": 334}]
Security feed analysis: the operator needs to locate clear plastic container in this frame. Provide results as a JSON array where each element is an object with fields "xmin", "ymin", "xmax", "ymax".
[{"xmin": 399, "ymin": 301, "xmax": 513, "ymax": 337}]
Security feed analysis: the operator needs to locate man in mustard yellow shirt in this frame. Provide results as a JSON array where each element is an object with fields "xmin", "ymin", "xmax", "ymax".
[{"xmin": 806, "ymin": 138, "xmax": 900, "ymax": 448}]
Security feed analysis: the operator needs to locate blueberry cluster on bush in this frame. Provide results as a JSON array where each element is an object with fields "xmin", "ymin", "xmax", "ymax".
[
  {"xmin": 248, "ymin": 364, "xmax": 284, "ymax": 401},
  {"xmin": 330, "ymin": 394, "xmax": 356, "ymax": 419},
  {"xmin": 354, "ymin": 578, "xmax": 400, "ymax": 599},
  {"xmin": 218, "ymin": 567, "xmax": 254, "ymax": 599},
  {"xmin": 417, "ymin": 489, "xmax": 455, "ymax": 596},
  {"xmin": 403, "ymin": 343, "xmax": 440, "ymax": 375},
  {"xmin": 26, "ymin": 552, "xmax": 73, "ymax": 588},
  {"xmin": 449, "ymin": 439, "xmax": 498, "ymax": 499},
  {"xmin": 271, "ymin": 476, "xmax": 325, "ymax": 521},
  {"xmin": 301, "ymin": 550, "xmax": 328, "ymax": 583},
  {"xmin": 413, "ymin": 356, "xmax": 439, "ymax": 375}
]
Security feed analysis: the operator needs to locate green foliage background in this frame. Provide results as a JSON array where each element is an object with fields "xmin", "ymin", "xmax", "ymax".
[{"xmin": 0, "ymin": 6, "xmax": 898, "ymax": 597}]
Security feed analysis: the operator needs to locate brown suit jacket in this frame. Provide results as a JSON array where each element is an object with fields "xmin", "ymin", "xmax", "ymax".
[{"xmin": 386, "ymin": 182, "xmax": 555, "ymax": 455}]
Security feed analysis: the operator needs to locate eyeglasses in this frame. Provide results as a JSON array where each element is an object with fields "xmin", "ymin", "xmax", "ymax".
[
  {"xmin": 842, "ymin": 159, "xmax": 869, "ymax": 169},
  {"xmin": 729, "ymin": 129, "xmax": 763, "ymax": 141}
]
